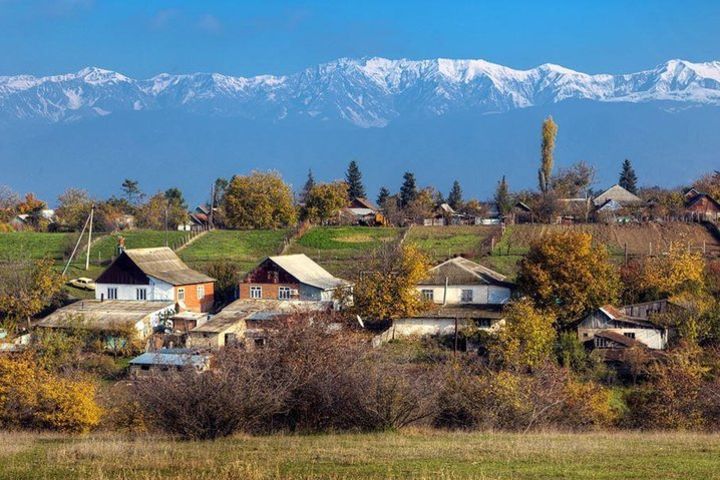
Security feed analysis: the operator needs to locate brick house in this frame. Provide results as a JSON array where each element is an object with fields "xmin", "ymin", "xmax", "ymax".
[
  {"xmin": 95, "ymin": 247, "xmax": 215, "ymax": 313},
  {"xmin": 239, "ymin": 254, "xmax": 350, "ymax": 305}
]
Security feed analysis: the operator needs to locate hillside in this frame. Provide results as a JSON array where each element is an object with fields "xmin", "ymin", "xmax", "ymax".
[{"xmin": 179, "ymin": 229, "xmax": 288, "ymax": 272}]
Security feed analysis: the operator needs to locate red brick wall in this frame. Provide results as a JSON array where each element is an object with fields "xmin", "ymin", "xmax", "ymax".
[
  {"xmin": 175, "ymin": 282, "xmax": 215, "ymax": 312},
  {"xmin": 239, "ymin": 283, "xmax": 299, "ymax": 300}
]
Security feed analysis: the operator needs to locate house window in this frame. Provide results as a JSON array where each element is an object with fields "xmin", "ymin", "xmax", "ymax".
[
  {"xmin": 254, "ymin": 338, "xmax": 267, "ymax": 348},
  {"xmin": 250, "ymin": 286, "xmax": 262, "ymax": 299},
  {"xmin": 278, "ymin": 286, "xmax": 291, "ymax": 300},
  {"xmin": 421, "ymin": 289, "xmax": 434, "ymax": 301},
  {"xmin": 177, "ymin": 288, "xmax": 185, "ymax": 302},
  {"xmin": 461, "ymin": 289, "xmax": 473, "ymax": 303},
  {"xmin": 107, "ymin": 287, "xmax": 118, "ymax": 300},
  {"xmin": 624, "ymin": 332, "xmax": 636, "ymax": 339},
  {"xmin": 136, "ymin": 288, "xmax": 147, "ymax": 300},
  {"xmin": 197, "ymin": 284, "xmax": 205, "ymax": 299}
]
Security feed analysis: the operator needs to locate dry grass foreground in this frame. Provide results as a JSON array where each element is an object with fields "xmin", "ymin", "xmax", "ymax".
[{"xmin": 2, "ymin": 430, "xmax": 720, "ymax": 479}]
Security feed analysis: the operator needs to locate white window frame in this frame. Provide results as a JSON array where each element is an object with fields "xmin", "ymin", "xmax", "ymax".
[
  {"xmin": 461, "ymin": 289, "xmax": 473, "ymax": 303},
  {"xmin": 250, "ymin": 286, "xmax": 262, "ymax": 299},
  {"xmin": 421, "ymin": 289, "xmax": 434, "ymax": 301},
  {"xmin": 107, "ymin": 287, "xmax": 118, "ymax": 300},
  {"xmin": 136, "ymin": 288, "xmax": 147, "ymax": 301},
  {"xmin": 197, "ymin": 284, "xmax": 205, "ymax": 300},
  {"xmin": 278, "ymin": 286, "xmax": 291, "ymax": 300},
  {"xmin": 177, "ymin": 287, "xmax": 185, "ymax": 302}
]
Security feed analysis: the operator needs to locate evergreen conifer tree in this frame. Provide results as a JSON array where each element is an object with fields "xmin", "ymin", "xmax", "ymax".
[
  {"xmin": 399, "ymin": 172, "xmax": 418, "ymax": 208},
  {"xmin": 376, "ymin": 187, "xmax": 390, "ymax": 208},
  {"xmin": 447, "ymin": 180, "xmax": 463, "ymax": 210},
  {"xmin": 301, "ymin": 169, "xmax": 315, "ymax": 203},
  {"xmin": 618, "ymin": 159, "xmax": 638, "ymax": 194},
  {"xmin": 345, "ymin": 160, "xmax": 366, "ymax": 200}
]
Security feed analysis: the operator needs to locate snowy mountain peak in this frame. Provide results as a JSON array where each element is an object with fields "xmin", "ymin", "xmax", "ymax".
[{"xmin": 1, "ymin": 57, "xmax": 720, "ymax": 127}]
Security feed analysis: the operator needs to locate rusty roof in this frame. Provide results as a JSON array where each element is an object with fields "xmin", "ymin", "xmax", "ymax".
[{"xmin": 594, "ymin": 329, "xmax": 647, "ymax": 348}]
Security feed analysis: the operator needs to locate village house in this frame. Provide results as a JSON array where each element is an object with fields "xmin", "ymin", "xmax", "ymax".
[
  {"xmin": 35, "ymin": 300, "xmax": 175, "ymax": 343},
  {"xmin": 685, "ymin": 190, "xmax": 720, "ymax": 222},
  {"xmin": 575, "ymin": 305, "xmax": 668, "ymax": 350},
  {"xmin": 94, "ymin": 247, "xmax": 215, "ymax": 313},
  {"xmin": 381, "ymin": 257, "xmax": 514, "ymax": 342},
  {"xmin": 129, "ymin": 348, "xmax": 212, "ymax": 378},
  {"xmin": 239, "ymin": 254, "xmax": 350, "ymax": 305},
  {"xmin": 341, "ymin": 197, "xmax": 386, "ymax": 226},
  {"xmin": 186, "ymin": 299, "xmax": 332, "ymax": 349}
]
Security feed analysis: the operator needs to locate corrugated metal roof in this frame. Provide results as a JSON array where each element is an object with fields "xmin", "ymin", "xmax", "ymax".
[
  {"xmin": 595, "ymin": 330, "xmax": 647, "ymax": 348},
  {"xmin": 421, "ymin": 257, "xmax": 510, "ymax": 286},
  {"xmin": 36, "ymin": 300, "xmax": 174, "ymax": 331},
  {"xmin": 130, "ymin": 351, "xmax": 209, "ymax": 368},
  {"xmin": 123, "ymin": 247, "xmax": 215, "ymax": 285},
  {"xmin": 268, "ymin": 254, "xmax": 349, "ymax": 290}
]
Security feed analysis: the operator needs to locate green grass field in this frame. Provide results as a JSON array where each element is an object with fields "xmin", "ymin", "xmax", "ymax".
[
  {"xmin": 179, "ymin": 229, "xmax": 288, "ymax": 271},
  {"xmin": 91, "ymin": 230, "xmax": 190, "ymax": 262},
  {"xmin": 407, "ymin": 225, "xmax": 499, "ymax": 263},
  {"xmin": 288, "ymin": 226, "xmax": 403, "ymax": 277},
  {"xmin": 0, "ymin": 232, "xmax": 78, "ymax": 261},
  {"xmin": 1, "ymin": 430, "xmax": 719, "ymax": 479}
]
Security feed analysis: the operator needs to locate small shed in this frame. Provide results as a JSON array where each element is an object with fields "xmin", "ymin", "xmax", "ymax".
[{"xmin": 129, "ymin": 348, "xmax": 211, "ymax": 377}]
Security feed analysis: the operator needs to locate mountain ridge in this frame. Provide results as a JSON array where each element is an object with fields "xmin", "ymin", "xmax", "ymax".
[{"xmin": 2, "ymin": 57, "xmax": 720, "ymax": 127}]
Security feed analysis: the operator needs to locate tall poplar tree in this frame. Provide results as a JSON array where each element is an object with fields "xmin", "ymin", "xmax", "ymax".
[
  {"xmin": 495, "ymin": 175, "xmax": 512, "ymax": 216},
  {"xmin": 618, "ymin": 159, "xmax": 638, "ymax": 194},
  {"xmin": 538, "ymin": 116, "xmax": 558, "ymax": 193},
  {"xmin": 345, "ymin": 160, "xmax": 366, "ymax": 200}
]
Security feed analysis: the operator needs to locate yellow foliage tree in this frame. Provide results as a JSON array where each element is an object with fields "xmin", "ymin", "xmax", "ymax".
[
  {"xmin": 303, "ymin": 181, "xmax": 349, "ymax": 223},
  {"xmin": 223, "ymin": 170, "xmax": 297, "ymax": 229},
  {"xmin": 640, "ymin": 242, "xmax": 705, "ymax": 298},
  {"xmin": 493, "ymin": 299, "xmax": 557, "ymax": 370},
  {"xmin": 0, "ymin": 258, "xmax": 64, "ymax": 330},
  {"xmin": 352, "ymin": 242, "xmax": 431, "ymax": 321},
  {"xmin": 517, "ymin": 231, "xmax": 620, "ymax": 326},
  {"xmin": 0, "ymin": 356, "xmax": 101, "ymax": 433}
]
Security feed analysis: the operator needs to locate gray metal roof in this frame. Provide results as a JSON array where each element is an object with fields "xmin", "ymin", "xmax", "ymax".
[
  {"xmin": 593, "ymin": 184, "xmax": 643, "ymax": 206},
  {"xmin": 124, "ymin": 247, "xmax": 215, "ymax": 286},
  {"xmin": 36, "ymin": 300, "xmax": 174, "ymax": 330},
  {"xmin": 268, "ymin": 254, "xmax": 349, "ymax": 290},
  {"xmin": 420, "ymin": 257, "xmax": 510, "ymax": 286},
  {"xmin": 130, "ymin": 351, "xmax": 209, "ymax": 368}
]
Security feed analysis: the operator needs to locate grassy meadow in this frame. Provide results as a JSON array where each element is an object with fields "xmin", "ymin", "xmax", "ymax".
[
  {"xmin": 179, "ymin": 229, "xmax": 288, "ymax": 271},
  {"xmin": 288, "ymin": 226, "xmax": 403, "ymax": 277},
  {"xmin": 2, "ymin": 430, "xmax": 719, "ymax": 479},
  {"xmin": 406, "ymin": 225, "xmax": 498, "ymax": 263}
]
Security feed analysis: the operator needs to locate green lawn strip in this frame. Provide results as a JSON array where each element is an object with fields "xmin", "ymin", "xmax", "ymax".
[
  {"xmin": 0, "ymin": 232, "xmax": 77, "ymax": 261},
  {"xmin": 91, "ymin": 230, "xmax": 189, "ymax": 262},
  {"xmin": 407, "ymin": 226, "xmax": 497, "ymax": 263}
]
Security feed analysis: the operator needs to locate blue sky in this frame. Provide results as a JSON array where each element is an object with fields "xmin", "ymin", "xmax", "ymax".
[{"xmin": 1, "ymin": 0, "xmax": 719, "ymax": 77}]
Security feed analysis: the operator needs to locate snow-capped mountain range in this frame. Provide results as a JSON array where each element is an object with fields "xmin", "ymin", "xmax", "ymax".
[{"xmin": 2, "ymin": 57, "xmax": 720, "ymax": 127}]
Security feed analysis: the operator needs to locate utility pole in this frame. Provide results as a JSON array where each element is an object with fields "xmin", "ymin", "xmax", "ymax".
[
  {"xmin": 165, "ymin": 201, "xmax": 169, "ymax": 247},
  {"xmin": 209, "ymin": 182, "xmax": 215, "ymax": 230},
  {"xmin": 85, "ymin": 204, "xmax": 94, "ymax": 270}
]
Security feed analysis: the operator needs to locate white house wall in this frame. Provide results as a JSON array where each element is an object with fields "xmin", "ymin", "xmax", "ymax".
[
  {"xmin": 416, "ymin": 284, "xmax": 511, "ymax": 305},
  {"xmin": 95, "ymin": 277, "xmax": 174, "ymax": 302}
]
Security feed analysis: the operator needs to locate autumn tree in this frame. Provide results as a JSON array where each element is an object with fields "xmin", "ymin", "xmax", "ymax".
[
  {"xmin": 619, "ymin": 159, "xmax": 638, "ymax": 194},
  {"xmin": 517, "ymin": 231, "xmax": 621, "ymax": 326},
  {"xmin": 447, "ymin": 180, "xmax": 463, "ymax": 210},
  {"xmin": 302, "ymin": 181, "xmax": 349, "ymax": 223},
  {"xmin": 0, "ymin": 258, "xmax": 64, "ymax": 330},
  {"xmin": 639, "ymin": 242, "xmax": 705, "ymax": 299},
  {"xmin": 345, "ymin": 160, "xmax": 366, "ymax": 200},
  {"xmin": 552, "ymin": 161, "xmax": 596, "ymax": 198},
  {"xmin": 352, "ymin": 242, "xmax": 431, "ymax": 322},
  {"xmin": 0, "ymin": 185, "xmax": 19, "ymax": 223},
  {"xmin": 223, "ymin": 171, "xmax": 297, "ymax": 229},
  {"xmin": 538, "ymin": 116, "xmax": 558, "ymax": 194},
  {"xmin": 56, "ymin": 188, "xmax": 93, "ymax": 231},
  {"xmin": 692, "ymin": 170, "xmax": 720, "ymax": 200},
  {"xmin": 492, "ymin": 299, "xmax": 557, "ymax": 371},
  {"xmin": 494, "ymin": 176, "xmax": 512, "ymax": 217},
  {"xmin": 135, "ymin": 192, "xmax": 188, "ymax": 230},
  {"xmin": 399, "ymin": 171, "xmax": 418, "ymax": 208},
  {"xmin": 404, "ymin": 187, "xmax": 437, "ymax": 224}
]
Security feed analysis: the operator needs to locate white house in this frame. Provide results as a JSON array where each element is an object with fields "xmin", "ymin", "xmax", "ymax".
[
  {"xmin": 576, "ymin": 305, "xmax": 668, "ymax": 350},
  {"xmin": 383, "ymin": 257, "xmax": 514, "ymax": 341},
  {"xmin": 94, "ymin": 247, "xmax": 215, "ymax": 312}
]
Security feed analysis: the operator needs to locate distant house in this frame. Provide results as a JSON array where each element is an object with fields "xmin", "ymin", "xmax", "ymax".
[
  {"xmin": 95, "ymin": 247, "xmax": 215, "ymax": 312},
  {"xmin": 342, "ymin": 198, "xmax": 385, "ymax": 226},
  {"xmin": 36, "ymin": 300, "xmax": 175, "ymax": 342},
  {"xmin": 575, "ymin": 305, "xmax": 668, "ymax": 350},
  {"xmin": 179, "ymin": 205, "xmax": 215, "ymax": 231},
  {"xmin": 10, "ymin": 209, "xmax": 56, "ymax": 230},
  {"xmin": 187, "ymin": 299, "xmax": 331, "ymax": 349},
  {"xmin": 685, "ymin": 191, "xmax": 720, "ymax": 222},
  {"xmin": 384, "ymin": 257, "xmax": 514, "ymax": 341},
  {"xmin": 239, "ymin": 254, "xmax": 350, "ymax": 305},
  {"xmin": 509, "ymin": 201, "xmax": 534, "ymax": 224},
  {"xmin": 556, "ymin": 197, "xmax": 592, "ymax": 224},
  {"xmin": 593, "ymin": 184, "xmax": 643, "ymax": 208},
  {"xmin": 129, "ymin": 348, "xmax": 211, "ymax": 377}
]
